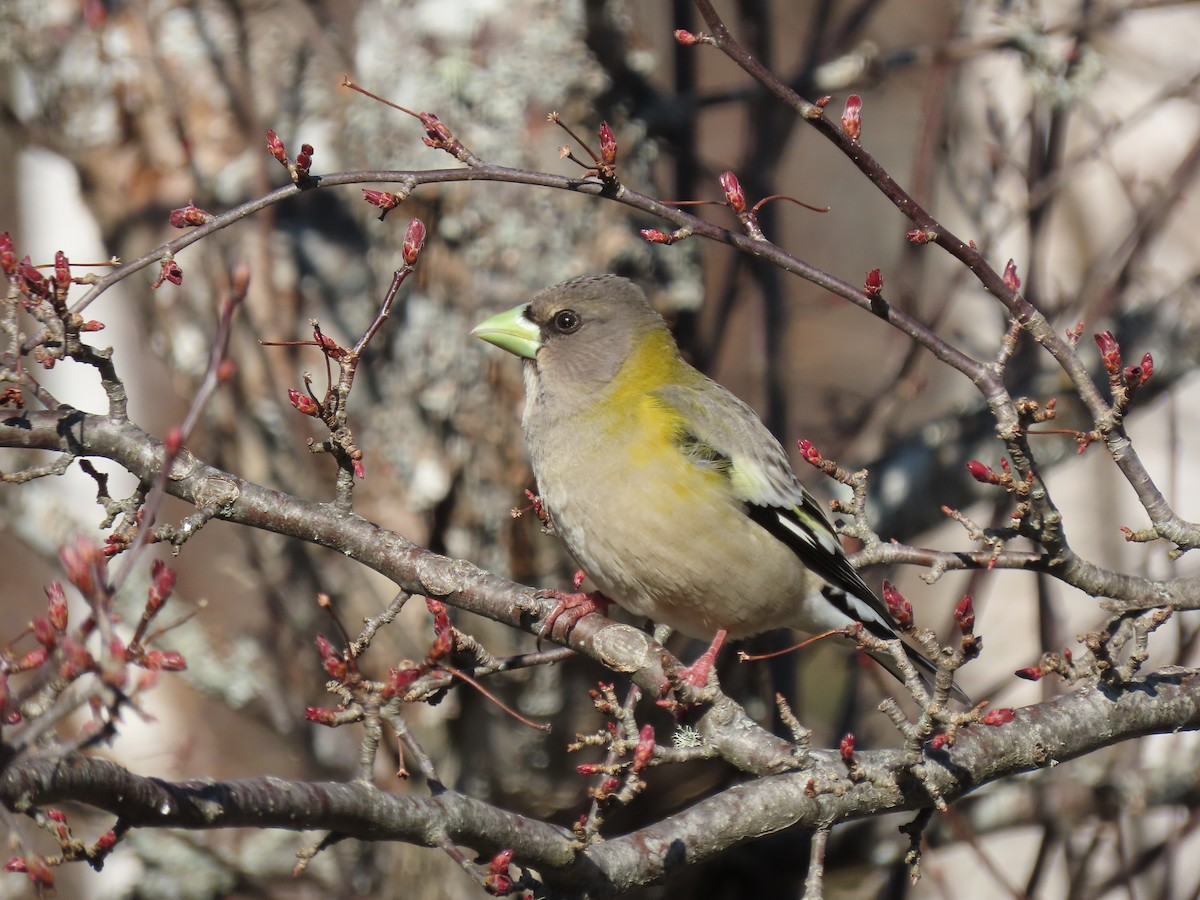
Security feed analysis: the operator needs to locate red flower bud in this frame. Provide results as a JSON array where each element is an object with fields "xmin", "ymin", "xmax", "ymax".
[
  {"xmin": 674, "ymin": 29, "xmax": 703, "ymax": 44},
  {"xmin": 17, "ymin": 646, "xmax": 49, "ymax": 671},
  {"xmin": 427, "ymin": 628, "xmax": 453, "ymax": 662},
  {"xmin": 385, "ymin": 666, "xmax": 424, "ymax": 698},
  {"xmin": 80, "ymin": 320, "xmax": 106, "ymax": 332},
  {"xmin": 881, "ymin": 580, "xmax": 913, "ymax": 629},
  {"xmin": 796, "ymin": 438, "xmax": 822, "ymax": 466},
  {"xmin": 489, "ymin": 849, "xmax": 514, "ymax": 875},
  {"xmin": 46, "ymin": 583, "xmax": 68, "ymax": 631},
  {"xmin": 4, "ymin": 857, "xmax": 26, "ymax": 873},
  {"xmin": 967, "ymin": 459, "xmax": 998, "ymax": 484},
  {"xmin": 168, "ymin": 204, "xmax": 213, "ymax": 228},
  {"xmin": 54, "ymin": 250, "xmax": 70, "ymax": 287},
  {"xmin": 841, "ymin": 95, "xmax": 862, "ymax": 140},
  {"xmin": 1015, "ymin": 666, "xmax": 1043, "ymax": 681},
  {"xmin": 906, "ymin": 228, "xmax": 936, "ymax": 244},
  {"xmin": 32, "ymin": 617, "xmax": 56, "ymax": 649},
  {"xmin": 147, "ymin": 558, "xmax": 176, "ymax": 612},
  {"xmin": 633, "ymin": 723, "xmax": 655, "ymax": 772},
  {"xmin": 598, "ymin": 122, "xmax": 617, "ymax": 166},
  {"xmin": 403, "ymin": 218, "xmax": 426, "ymax": 266},
  {"xmin": 719, "ymin": 171, "xmax": 746, "ymax": 213},
  {"xmin": 955, "ymin": 595, "xmax": 975, "ymax": 634},
  {"xmin": 142, "ymin": 650, "xmax": 187, "ymax": 671},
  {"xmin": 0, "ymin": 232, "xmax": 15, "ymax": 275},
  {"xmin": 928, "ymin": 733, "xmax": 948, "ymax": 751},
  {"xmin": 425, "ymin": 597, "xmax": 451, "ymax": 635},
  {"xmin": 265, "ymin": 129, "xmax": 287, "ymax": 164},
  {"xmin": 352, "ymin": 458, "xmax": 366, "ymax": 479},
  {"xmin": 17, "ymin": 256, "xmax": 47, "ymax": 298},
  {"xmin": 362, "ymin": 189, "xmax": 402, "ymax": 217},
  {"xmin": 95, "ymin": 830, "xmax": 118, "ymax": 852},
  {"xmin": 1124, "ymin": 353, "xmax": 1154, "ymax": 389},
  {"xmin": 1094, "ymin": 331, "xmax": 1122, "ymax": 374},
  {"xmin": 981, "ymin": 707, "xmax": 1016, "ymax": 726},
  {"xmin": 863, "ymin": 268, "xmax": 883, "ymax": 298},
  {"xmin": 294, "ymin": 143, "xmax": 314, "ymax": 176},
  {"xmin": 1002, "ymin": 259, "xmax": 1021, "ymax": 292},
  {"xmin": 288, "ymin": 388, "xmax": 320, "ymax": 416},
  {"xmin": 60, "ymin": 537, "xmax": 107, "ymax": 597},
  {"xmin": 840, "ymin": 732, "xmax": 855, "ymax": 761},
  {"xmin": 641, "ymin": 228, "xmax": 672, "ymax": 244},
  {"xmin": 158, "ymin": 259, "xmax": 183, "ymax": 286},
  {"xmin": 315, "ymin": 634, "xmax": 346, "ymax": 679},
  {"xmin": 305, "ymin": 707, "xmax": 339, "ymax": 726}
]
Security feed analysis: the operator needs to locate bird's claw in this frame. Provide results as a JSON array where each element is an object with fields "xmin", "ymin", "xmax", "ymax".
[{"xmin": 535, "ymin": 589, "xmax": 612, "ymax": 647}]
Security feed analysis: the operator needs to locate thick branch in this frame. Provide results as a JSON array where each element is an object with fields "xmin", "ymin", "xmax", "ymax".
[{"xmin": 4, "ymin": 670, "xmax": 1199, "ymax": 896}]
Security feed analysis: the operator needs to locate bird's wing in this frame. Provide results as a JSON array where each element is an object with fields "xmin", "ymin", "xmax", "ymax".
[{"xmin": 652, "ymin": 380, "xmax": 898, "ymax": 639}]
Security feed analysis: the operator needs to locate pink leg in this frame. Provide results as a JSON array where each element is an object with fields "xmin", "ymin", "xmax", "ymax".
[
  {"xmin": 675, "ymin": 629, "xmax": 728, "ymax": 689},
  {"xmin": 537, "ymin": 589, "xmax": 612, "ymax": 642}
]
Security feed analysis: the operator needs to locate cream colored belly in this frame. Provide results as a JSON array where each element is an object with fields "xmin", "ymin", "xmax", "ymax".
[{"xmin": 535, "ymin": 441, "xmax": 813, "ymax": 640}]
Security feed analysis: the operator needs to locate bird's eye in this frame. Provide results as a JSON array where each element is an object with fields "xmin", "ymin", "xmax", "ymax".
[{"xmin": 552, "ymin": 309, "xmax": 582, "ymax": 334}]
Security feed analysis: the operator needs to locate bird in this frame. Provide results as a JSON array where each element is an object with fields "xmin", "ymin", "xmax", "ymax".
[{"xmin": 473, "ymin": 274, "xmax": 965, "ymax": 702}]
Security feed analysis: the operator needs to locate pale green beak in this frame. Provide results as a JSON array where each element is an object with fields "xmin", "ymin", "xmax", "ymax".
[{"xmin": 471, "ymin": 304, "xmax": 541, "ymax": 360}]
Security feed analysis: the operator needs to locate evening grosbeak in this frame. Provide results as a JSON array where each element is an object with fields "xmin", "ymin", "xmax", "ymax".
[{"xmin": 474, "ymin": 274, "xmax": 965, "ymax": 701}]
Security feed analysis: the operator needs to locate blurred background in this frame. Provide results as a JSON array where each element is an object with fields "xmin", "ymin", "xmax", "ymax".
[{"xmin": 2, "ymin": 0, "xmax": 1200, "ymax": 897}]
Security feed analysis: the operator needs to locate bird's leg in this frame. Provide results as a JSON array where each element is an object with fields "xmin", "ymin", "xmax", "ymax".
[
  {"xmin": 535, "ymin": 587, "xmax": 612, "ymax": 644},
  {"xmin": 674, "ymin": 629, "xmax": 728, "ymax": 689}
]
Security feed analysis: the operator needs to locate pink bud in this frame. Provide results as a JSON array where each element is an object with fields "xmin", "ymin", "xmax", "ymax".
[
  {"xmin": 265, "ymin": 129, "xmax": 287, "ymax": 164},
  {"xmin": 841, "ymin": 95, "xmax": 862, "ymax": 140},
  {"xmin": 143, "ymin": 650, "xmax": 187, "ymax": 671},
  {"xmin": 719, "ymin": 171, "xmax": 746, "ymax": 213},
  {"xmin": 796, "ymin": 438, "xmax": 822, "ymax": 466},
  {"xmin": 403, "ymin": 218, "xmax": 426, "ymax": 265},
  {"xmin": 362, "ymin": 189, "xmax": 401, "ymax": 217},
  {"xmin": 981, "ymin": 708, "xmax": 1016, "ymax": 726},
  {"xmin": 46, "ymin": 583, "xmax": 68, "ymax": 631},
  {"xmin": 598, "ymin": 122, "xmax": 617, "ymax": 166},
  {"xmin": 967, "ymin": 459, "xmax": 998, "ymax": 484},
  {"xmin": 1015, "ymin": 667, "xmax": 1043, "ymax": 681},
  {"xmin": 489, "ymin": 849, "xmax": 514, "ymax": 875},
  {"xmin": 906, "ymin": 228, "xmax": 936, "ymax": 244},
  {"xmin": 864, "ymin": 268, "xmax": 883, "ymax": 298},
  {"xmin": 32, "ymin": 617, "xmax": 56, "ymax": 649},
  {"xmin": 840, "ymin": 732, "xmax": 855, "ymax": 761},
  {"xmin": 0, "ymin": 232, "xmax": 15, "ymax": 275},
  {"xmin": 54, "ymin": 250, "xmax": 70, "ymax": 286},
  {"xmin": 305, "ymin": 707, "xmax": 339, "ymax": 726},
  {"xmin": 288, "ymin": 388, "xmax": 320, "ymax": 416},
  {"xmin": 294, "ymin": 143, "xmax": 314, "ymax": 176},
  {"xmin": 427, "ymin": 628, "xmax": 453, "ymax": 663},
  {"xmin": 1094, "ymin": 331, "xmax": 1122, "ymax": 374},
  {"xmin": 147, "ymin": 559, "xmax": 176, "ymax": 612},
  {"xmin": 955, "ymin": 595, "xmax": 975, "ymax": 634},
  {"xmin": 633, "ymin": 723, "xmax": 655, "ymax": 772},
  {"xmin": 1002, "ymin": 259, "xmax": 1021, "ymax": 292},
  {"xmin": 384, "ymin": 666, "xmax": 423, "ymax": 698},
  {"xmin": 881, "ymin": 580, "xmax": 913, "ymax": 628}
]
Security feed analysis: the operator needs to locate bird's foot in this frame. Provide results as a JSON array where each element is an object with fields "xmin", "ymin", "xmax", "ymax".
[
  {"xmin": 658, "ymin": 629, "xmax": 728, "ymax": 707},
  {"xmin": 535, "ymin": 588, "xmax": 612, "ymax": 645}
]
